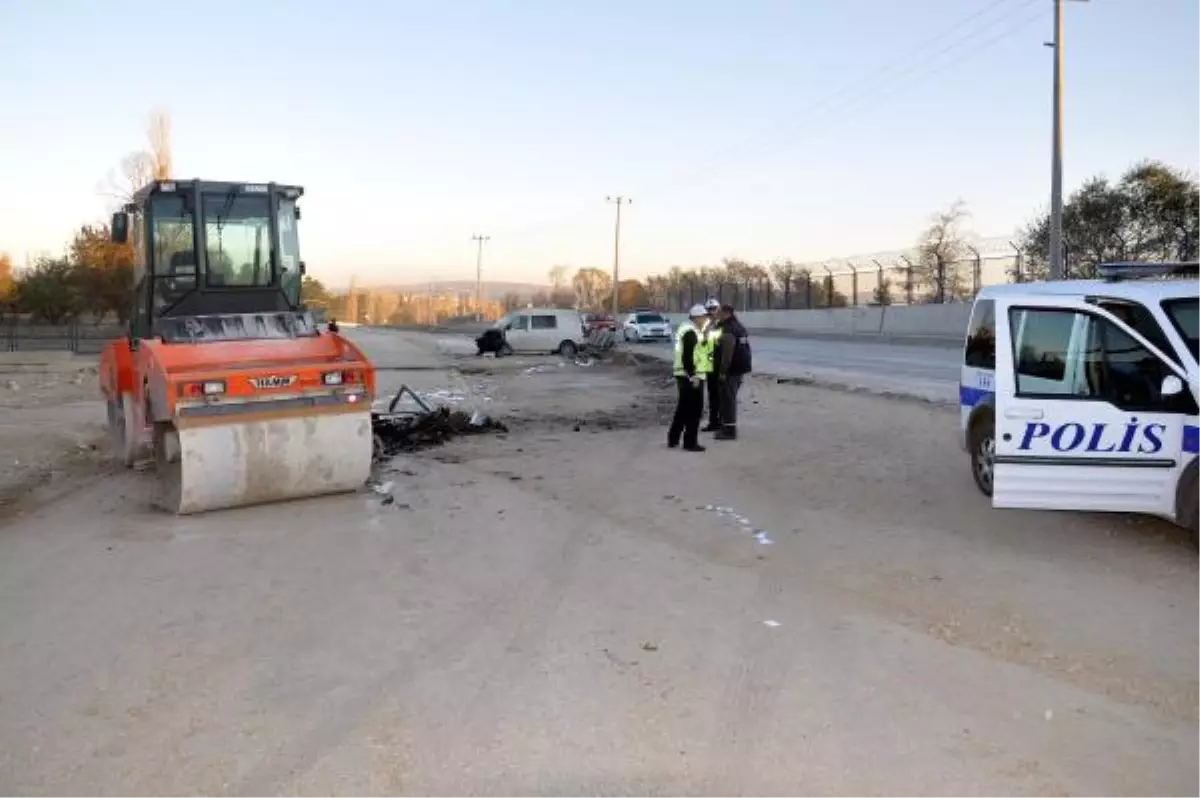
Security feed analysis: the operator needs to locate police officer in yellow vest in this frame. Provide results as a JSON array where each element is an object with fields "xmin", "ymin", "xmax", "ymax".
[
  {"xmin": 701, "ymin": 298, "xmax": 723, "ymax": 431},
  {"xmin": 668, "ymin": 305, "xmax": 711, "ymax": 452}
]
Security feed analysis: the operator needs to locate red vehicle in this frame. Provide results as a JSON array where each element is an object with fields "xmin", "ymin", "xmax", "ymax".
[{"xmin": 582, "ymin": 312, "xmax": 616, "ymax": 332}]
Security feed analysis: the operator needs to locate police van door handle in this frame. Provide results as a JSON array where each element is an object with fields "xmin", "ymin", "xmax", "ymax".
[{"xmin": 1004, "ymin": 408, "xmax": 1044, "ymax": 420}]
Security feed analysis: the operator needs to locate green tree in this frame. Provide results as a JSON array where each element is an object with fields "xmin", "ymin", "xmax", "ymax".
[
  {"xmin": 301, "ymin": 275, "xmax": 334, "ymax": 311},
  {"xmin": 1018, "ymin": 160, "xmax": 1199, "ymax": 280},
  {"xmin": 16, "ymin": 257, "xmax": 80, "ymax": 324},
  {"xmin": 871, "ymin": 275, "xmax": 894, "ymax": 306},
  {"xmin": 69, "ymin": 223, "xmax": 135, "ymax": 323},
  {"xmin": 617, "ymin": 279, "xmax": 648, "ymax": 311},
  {"xmin": 0, "ymin": 252, "xmax": 14, "ymax": 317}
]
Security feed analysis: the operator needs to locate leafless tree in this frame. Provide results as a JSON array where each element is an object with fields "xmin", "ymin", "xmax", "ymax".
[
  {"xmin": 547, "ymin": 265, "xmax": 569, "ymax": 289},
  {"xmin": 571, "ymin": 267, "xmax": 613, "ymax": 311},
  {"xmin": 770, "ymin": 259, "xmax": 801, "ymax": 308},
  {"xmin": 147, "ymin": 107, "xmax": 172, "ymax": 180},
  {"xmin": 913, "ymin": 200, "xmax": 973, "ymax": 302},
  {"xmin": 98, "ymin": 107, "xmax": 174, "ymax": 207}
]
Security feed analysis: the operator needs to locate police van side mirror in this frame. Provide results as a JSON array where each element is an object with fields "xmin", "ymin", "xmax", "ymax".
[{"xmin": 1161, "ymin": 375, "xmax": 1185, "ymax": 397}]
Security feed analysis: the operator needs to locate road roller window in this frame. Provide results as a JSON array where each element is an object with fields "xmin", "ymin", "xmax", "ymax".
[
  {"xmin": 150, "ymin": 195, "xmax": 197, "ymax": 315},
  {"xmin": 277, "ymin": 198, "xmax": 302, "ymax": 307},
  {"xmin": 203, "ymin": 192, "xmax": 274, "ymax": 288}
]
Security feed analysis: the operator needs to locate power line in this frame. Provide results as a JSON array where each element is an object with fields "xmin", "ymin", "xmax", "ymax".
[
  {"xmin": 741, "ymin": 6, "xmax": 1050, "ymax": 171},
  {"xmin": 491, "ymin": 0, "xmax": 1041, "ymax": 244},
  {"xmin": 636, "ymin": 0, "xmax": 1047, "ymax": 201},
  {"xmin": 606, "ymin": 196, "xmax": 631, "ymax": 318},
  {"xmin": 471, "ymin": 233, "xmax": 490, "ymax": 311}
]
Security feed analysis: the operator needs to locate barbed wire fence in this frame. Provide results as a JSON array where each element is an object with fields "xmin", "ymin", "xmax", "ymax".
[{"xmin": 657, "ymin": 243, "xmax": 1040, "ymax": 314}]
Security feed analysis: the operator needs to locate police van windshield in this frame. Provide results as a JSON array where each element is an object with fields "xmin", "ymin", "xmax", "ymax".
[{"xmin": 1163, "ymin": 298, "xmax": 1198, "ymax": 363}]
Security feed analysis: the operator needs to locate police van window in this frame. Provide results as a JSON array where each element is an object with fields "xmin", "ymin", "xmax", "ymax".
[
  {"xmin": 530, "ymin": 314, "xmax": 558, "ymax": 330},
  {"xmin": 509, "ymin": 314, "xmax": 529, "ymax": 331},
  {"xmin": 1011, "ymin": 307, "xmax": 1192, "ymax": 412},
  {"xmin": 1095, "ymin": 299, "xmax": 1176, "ymax": 366},
  {"xmin": 1162, "ymin": 298, "xmax": 1198, "ymax": 364},
  {"xmin": 963, "ymin": 299, "xmax": 995, "ymax": 369},
  {"xmin": 1088, "ymin": 317, "xmax": 1179, "ymax": 411},
  {"xmin": 1011, "ymin": 309, "xmax": 1076, "ymax": 394}
]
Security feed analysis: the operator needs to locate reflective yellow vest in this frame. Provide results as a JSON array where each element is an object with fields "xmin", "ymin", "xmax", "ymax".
[
  {"xmin": 700, "ymin": 324, "xmax": 722, "ymax": 375},
  {"xmin": 673, "ymin": 323, "xmax": 698, "ymax": 377}
]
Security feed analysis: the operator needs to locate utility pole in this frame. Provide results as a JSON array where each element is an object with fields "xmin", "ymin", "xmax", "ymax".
[
  {"xmin": 606, "ymin": 196, "xmax": 630, "ymax": 319},
  {"xmin": 1047, "ymin": 0, "xmax": 1087, "ymax": 280},
  {"xmin": 472, "ymin": 234, "xmax": 490, "ymax": 318}
]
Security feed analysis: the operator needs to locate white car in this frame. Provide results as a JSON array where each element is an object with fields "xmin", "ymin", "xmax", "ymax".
[
  {"xmin": 622, "ymin": 311, "xmax": 672, "ymax": 343},
  {"xmin": 492, "ymin": 308, "xmax": 587, "ymax": 357},
  {"xmin": 959, "ymin": 261, "xmax": 1198, "ymax": 541}
]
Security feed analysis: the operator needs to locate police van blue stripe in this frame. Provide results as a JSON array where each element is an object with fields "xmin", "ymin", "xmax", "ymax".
[
  {"xmin": 1184, "ymin": 424, "xmax": 1199, "ymax": 455},
  {"xmin": 959, "ymin": 385, "xmax": 993, "ymax": 408}
]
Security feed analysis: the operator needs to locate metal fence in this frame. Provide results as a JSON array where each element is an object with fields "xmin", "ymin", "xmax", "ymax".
[
  {"xmin": 659, "ymin": 252, "xmax": 1030, "ymax": 313},
  {"xmin": 2, "ymin": 319, "xmax": 123, "ymax": 354}
]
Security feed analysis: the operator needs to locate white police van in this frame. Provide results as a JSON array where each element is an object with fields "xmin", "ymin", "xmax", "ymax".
[{"xmin": 959, "ymin": 262, "xmax": 1199, "ymax": 542}]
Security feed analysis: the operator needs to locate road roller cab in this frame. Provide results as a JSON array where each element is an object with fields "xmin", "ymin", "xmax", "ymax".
[{"xmin": 100, "ymin": 179, "xmax": 376, "ymax": 513}]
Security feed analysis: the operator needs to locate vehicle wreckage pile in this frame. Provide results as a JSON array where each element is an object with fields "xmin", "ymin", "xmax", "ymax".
[{"xmin": 371, "ymin": 385, "xmax": 507, "ymax": 459}]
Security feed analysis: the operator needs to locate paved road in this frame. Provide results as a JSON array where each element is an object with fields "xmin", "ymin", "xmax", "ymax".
[
  {"xmin": 427, "ymin": 324, "xmax": 961, "ymax": 401},
  {"xmin": 634, "ymin": 336, "xmax": 962, "ymax": 402}
]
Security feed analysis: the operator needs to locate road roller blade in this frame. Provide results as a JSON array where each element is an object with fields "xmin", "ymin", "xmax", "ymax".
[{"xmin": 160, "ymin": 410, "xmax": 373, "ymax": 515}]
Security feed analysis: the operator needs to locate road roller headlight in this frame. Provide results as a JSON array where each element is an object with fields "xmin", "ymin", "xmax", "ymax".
[
  {"xmin": 323, "ymin": 370, "xmax": 364, "ymax": 386},
  {"xmin": 183, "ymin": 380, "xmax": 226, "ymax": 397}
]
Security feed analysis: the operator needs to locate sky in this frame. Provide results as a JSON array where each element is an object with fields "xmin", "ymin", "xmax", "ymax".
[{"xmin": 1, "ymin": 0, "xmax": 1196, "ymax": 288}]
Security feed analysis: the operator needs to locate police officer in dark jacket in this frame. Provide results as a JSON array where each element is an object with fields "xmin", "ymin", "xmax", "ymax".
[{"xmin": 713, "ymin": 304, "xmax": 751, "ymax": 441}]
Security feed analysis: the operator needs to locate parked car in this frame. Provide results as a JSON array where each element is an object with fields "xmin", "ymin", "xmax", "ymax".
[
  {"xmin": 582, "ymin": 312, "xmax": 616, "ymax": 333},
  {"xmin": 477, "ymin": 308, "xmax": 587, "ymax": 357},
  {"xmin": 622, "ymin": 311, "xmax": 672, "ymax": 343}
]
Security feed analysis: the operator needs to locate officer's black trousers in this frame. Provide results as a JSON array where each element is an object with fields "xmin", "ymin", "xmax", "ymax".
[
  {"xmin": 720, "ymin": 374, "xmax": 742, "ymax": 428},
  {"xmin": 668, "ymin": 376, "xmax": 704, "ymax": 448}
]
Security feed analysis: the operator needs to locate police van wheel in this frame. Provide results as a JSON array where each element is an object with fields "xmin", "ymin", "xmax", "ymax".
[
  {"xmin": 1176, "ymin": 465, "xmax": 1198, "ymax": 547},
  {"xmin": 969, "ymin": 415, "xmax": 995, "ymax": 498}
]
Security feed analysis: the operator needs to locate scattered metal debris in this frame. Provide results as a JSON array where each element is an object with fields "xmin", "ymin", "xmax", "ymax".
[
  {"xmin": 372, "ymin": 384, "xmax": 508, "ymax": 459},
  {"xmin": 702, "ymin": 504, "xmax": 775, "ymax": 547}
]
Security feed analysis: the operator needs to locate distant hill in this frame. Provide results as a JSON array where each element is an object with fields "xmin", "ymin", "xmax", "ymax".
[{"xmin": 367, "ymin": 280, "xmax": 553, "ymax": 302}]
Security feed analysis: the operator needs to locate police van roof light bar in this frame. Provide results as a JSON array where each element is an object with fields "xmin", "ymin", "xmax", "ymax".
[{"xmin": 1096, "ymin": 261, "xmax": 1199, "ymax": 282}]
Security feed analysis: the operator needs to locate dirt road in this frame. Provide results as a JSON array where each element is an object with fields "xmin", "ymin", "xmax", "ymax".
[{"xmin": 0, "ymin": 331, "xmax": 1194, "ymax": 795}]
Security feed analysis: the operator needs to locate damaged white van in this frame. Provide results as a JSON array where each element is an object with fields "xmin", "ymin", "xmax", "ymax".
[{"xmin": 959, "ymin": 262, "xmax": 1199, "ymax": 542}]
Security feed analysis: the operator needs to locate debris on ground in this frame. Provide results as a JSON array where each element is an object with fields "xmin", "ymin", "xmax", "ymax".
[
  {"xmin": 373, "ymin": 385, "xmax": 509, "ymax": 459},
  {"xmin": 702, "ymin": 504, "xmax": 775, "ymax": 547},
  {"xmin": 523, "ymin": 363, "xmax": 563, "ymax": 375},
  {"xmin": 763, "ymin": 620, "xmax": 782, "ymax": 628}
]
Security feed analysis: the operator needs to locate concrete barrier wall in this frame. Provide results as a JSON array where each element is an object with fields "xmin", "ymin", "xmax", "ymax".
[{"xmin": 738, "ymin": 303, "xmax": 973, "ymax": 344}]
